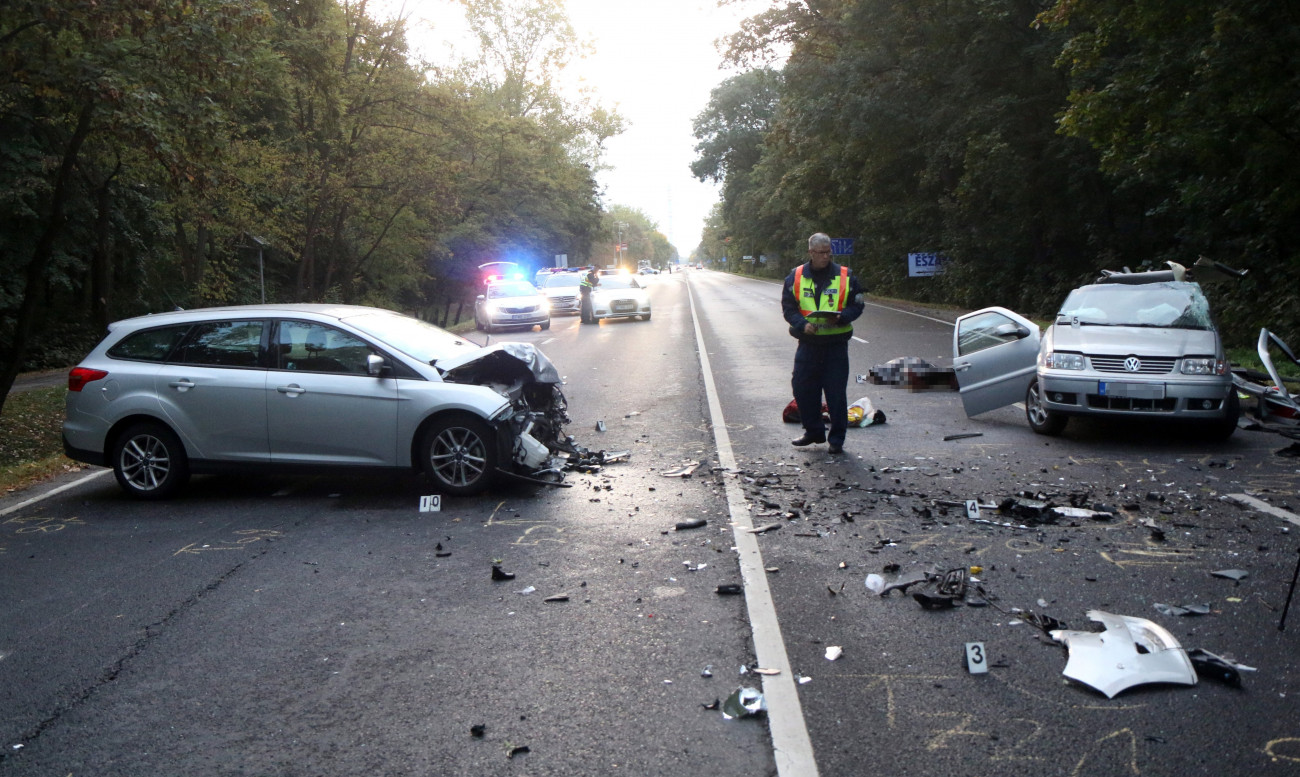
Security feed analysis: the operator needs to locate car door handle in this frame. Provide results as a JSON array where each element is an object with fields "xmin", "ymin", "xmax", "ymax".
[
  {"xmin": 953, "ymin": 362, "xmax": 972, "ymax": 372},
  {"xmin": 277, "ymin": 384, "xmax": 305, "ymax": 396},
  {"xmin": 168, "ymin": 379, "xmax": 196, "ymax": 391}
]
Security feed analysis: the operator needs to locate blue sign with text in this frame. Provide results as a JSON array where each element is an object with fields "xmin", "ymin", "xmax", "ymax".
[{"xmin": 830, "ymin": 238, "xmax": 854, "ymax": 256}]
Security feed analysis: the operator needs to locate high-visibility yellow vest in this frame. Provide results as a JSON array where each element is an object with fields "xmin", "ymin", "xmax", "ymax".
[{"xmin": 793, "ymin": 265, "xmax": 852, "ymax": 335}]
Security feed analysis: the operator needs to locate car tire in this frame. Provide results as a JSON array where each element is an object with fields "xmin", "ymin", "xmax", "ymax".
[
  {"xmin": 475, "ymin": 314, "xmax": 485, "ymax": 332},
  {"xmin": 419, "ymin": 413, "xmax": 498, "ymax": 496},
  {"xmin": 111, "ymin": 421, "xmax": 190, "ymax": 499},
  {"xmin": 541, "ymin": 320, "xmax": 551, "ymax": 330},
  {"xmin": 1204, "ymin": 391, "xmax": 1240, "ymax": 441},
  {"xmin": 1025, "ymin": 379, "xmax": 1067, "ymax": 436},
  {"xmin": 641, "ymin": 313, "xmax": 651, "ymax": 321}
]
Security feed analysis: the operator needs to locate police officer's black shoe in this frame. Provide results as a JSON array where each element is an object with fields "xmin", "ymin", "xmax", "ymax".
[
  {"xmin": 791, "ymin": 433, "xmax": 826, "ymax": 447},
  {"xmin": 828, "ymin": 444, "xmax": 844, "ymax": 455}
]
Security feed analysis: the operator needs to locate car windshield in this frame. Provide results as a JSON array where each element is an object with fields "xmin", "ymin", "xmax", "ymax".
[
  {"xmin": 341, "ymin": 310, "xmax": 474, "ymax": 364},
  {"xmin": 1057, "ymin": 282, "xmax": 1213, "ymax": 330},
  {"xmin": 545, "ymin": 273, "xmax": 582, "ymax": 288},
  {"xmin": 486, "ymin": 281, "xmax": 538, "ymax": 299},
  {"xmin": 595, "ymin": 275, "xmax": 639, "ymax": 290}
]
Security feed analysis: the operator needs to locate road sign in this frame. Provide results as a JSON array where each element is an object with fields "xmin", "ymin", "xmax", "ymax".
[
  {"xmin": 830, "ymin": 238, "xmax": 854, "ymax": 256},
  {"xmin": 908, "ymin": 252, "xmax": 949, "ymax": 277}
]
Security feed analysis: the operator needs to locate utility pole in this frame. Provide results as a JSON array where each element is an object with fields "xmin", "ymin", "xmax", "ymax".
[{"xmin": 615, "ymin": 221, "xmax": 628, "ymax": 271}]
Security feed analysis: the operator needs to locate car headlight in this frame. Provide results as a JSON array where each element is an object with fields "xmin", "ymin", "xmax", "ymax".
[
  {"xmin": 1046, "ymin": 352, "xmax": 1085, "ymax": 370},
  {"xmin": 484, "ymin": 302, "xmax": 501, "ymax": 314},
  {"xmin": 1181, "ymin": 357, "xmax": 1226, "ymax": 375}
]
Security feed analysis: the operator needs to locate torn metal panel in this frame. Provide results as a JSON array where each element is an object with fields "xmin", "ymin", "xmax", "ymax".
[
  {"xmin": 1049, "ymin": 610, "xmax": 1197, "ymax": 698},
  {"xmin": 1232, "ymin": 328, "xmax": 1300, "ymax": 428}
]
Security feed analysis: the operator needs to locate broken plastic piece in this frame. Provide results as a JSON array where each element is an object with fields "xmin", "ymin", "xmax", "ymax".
[
  {"xmin": 662, "ymin": 461, "xmax": 700, "ymax": 478},
  {"xmin": 491, "ymin": 566, "xmax": 516, "ymax": 581},
  {"xmin": 1187, "ymin": 648, "xmax": 1256, "ymax": 687},
  {"xmin": 1211, "ymin": 569, "xmax": 1249, "ymax": 581},
  {"xmin": 746, "ymin": 522, "xmax": 782, "ymax": 534},
  {"xmin": 1153, "ymin": 602, "xmax": 1211, "ymax": 616},
  {"xmin": 675, "ymin": 518, "xmax": 707, "ymax": 531},
  {"xmin": 721, "ymin": 687, "xmax": 766, "ymax": 719},
  {"xmin": 824, "ymin": 646, "xmax": 843, "ymax": 661},
  {"xmin": 595, "ymin": 420, "xmax": 606, "ymax": 432},
  {"xmin": 543, "ymin": 594, "xmax": 569, "ymax": 603},
  {"xmin": 716, "ymin": 584, "xmax": 743, "ymax": 595},
  {"xmin": 865, "ymin": 574, "xmax": 885, "ymax": 594},
  {"xmin": 1049, "ymin": 610, "xmax": 1197, "ymax": 698},
  {"xmin": 913, "ymin": 591, "xmax": 956, "ymax": 609},
  {"xmin": 943, "ymin": 433, "xmax": 983, "ymax": 441},
  {"xmin": 1050, "ymin": 506, "xmax": 1115, "ymax": 521}
]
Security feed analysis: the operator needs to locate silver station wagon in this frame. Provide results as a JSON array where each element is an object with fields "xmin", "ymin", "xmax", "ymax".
[
  {"xmin": 63, "ymin": 304, "xmax": 572, "ymax": 498},
  {"xmin": 952, "ymin": 273, "xmax": 1239, "ymax": 439}
]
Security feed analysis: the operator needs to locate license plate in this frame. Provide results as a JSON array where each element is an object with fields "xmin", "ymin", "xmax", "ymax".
[
  {"xmin": 613, "ymin": 301, "xmax": 635, "ymax": 312},
  {"xmin": 1098, "ymin": 381, "xmax": 1165, "ymax": 399},
  {"xmin": 504, "ymin": 312, "xmax": 531, "ymax": 320}
]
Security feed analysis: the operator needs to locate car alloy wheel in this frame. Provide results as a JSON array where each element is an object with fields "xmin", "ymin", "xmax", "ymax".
[
  {"xmin": 421, "ymin": 413, "xmax": 498, "ymax": 495},
  {"xmin": 1025, "ymin": 379, "xmax": 1067, "ymax": 436},
  {"xmin": 112, "ymin": 421, "xmax": 190, "ymax": 499}
]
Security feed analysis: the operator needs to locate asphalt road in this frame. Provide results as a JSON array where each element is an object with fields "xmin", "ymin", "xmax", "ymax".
[{"xmin": 2, "ymin": 269, "xmax": 1299, "ymax": 777}]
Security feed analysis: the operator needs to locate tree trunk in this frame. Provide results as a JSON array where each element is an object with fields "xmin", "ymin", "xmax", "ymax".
[{"xmin": 0, "ymin": 102, "xmax": 95, "ymax": 414}]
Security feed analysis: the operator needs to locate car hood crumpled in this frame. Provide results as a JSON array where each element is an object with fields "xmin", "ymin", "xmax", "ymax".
[
  {"xmin": 434, "ymin": 342, "xmax": 562, "ymax": 385},
  {"xmin": 1049, "ymin": 610, "xmax": 1197, "ymax": 698},
  {"xmin": 1049, "ymin": 326, "xmax": 1218, "ymax": 357}
]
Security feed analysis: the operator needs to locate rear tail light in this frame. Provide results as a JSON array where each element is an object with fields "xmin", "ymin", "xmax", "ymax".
[{"xmin": 68, "ymin": 368, "xmax": 108, "ymax": 392}]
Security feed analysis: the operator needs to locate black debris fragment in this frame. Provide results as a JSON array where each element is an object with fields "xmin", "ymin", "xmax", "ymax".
[
  {"xmin": 913, "ymin": 592, "xmax": 956, "ymax": 609},
  {"xmin": 471, "ymin": 724, "xmax": 486, "ymax": 738},
  {"xmin": 543, "ymin": 594, "xmax": 570, "ymax": 603},
  {"xmin": 675, "ymin": 518, "xmax": 708, "ymax": 531},
  {"xmin": 508, "ymin": 745, "xmax": 530, "ymax": 759},
  {"xmin": 943, "ymin": 433, "xmax": 984, "ymax": 441},
  {"xmin": 491, "ymin": 565, "xmax": 516, "ymax": 581},
  {"xmin": 716, "ymin": 584, "xmax": 744, "ymax": 595},
  {"xmin": 1188, "ymin": 649, "xmax": 1255, "ymax": 687}
]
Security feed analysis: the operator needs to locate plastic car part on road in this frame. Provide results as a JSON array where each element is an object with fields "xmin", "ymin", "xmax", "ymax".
[{"xmin": 1049, "ymin": 610, "xmax": 1198, "ymax": 698}]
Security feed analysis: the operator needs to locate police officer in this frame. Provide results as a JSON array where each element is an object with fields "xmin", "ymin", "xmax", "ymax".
[
  {"xmin": 781, "ymin": 232, "xmax": 866, "ymax": 454},
  {"xmin": 579, "ymin": 267, "xmax": 599, "ymax": 324}
]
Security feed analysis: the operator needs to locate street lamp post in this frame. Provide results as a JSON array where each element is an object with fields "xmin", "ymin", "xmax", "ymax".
[{"xmin": 615, "ymin": 221, "xmax": 627, "ymax": 271}]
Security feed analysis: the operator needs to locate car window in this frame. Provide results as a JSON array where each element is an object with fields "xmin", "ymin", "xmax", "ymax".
[
  {"xmin": 545, "ymin": 274, "xmax": 581, "ymax": 288},
  {"xmin": 107, "ymin": 324, "xmax": 192, "ymax": 362},
  {"xmin": 957, "ymin": 311, "xmax": 1024, "ymax": 356},
  {"xmin": 275, "ymin": 321, "xmax": 377, "ymax": 374},
  {"xmin": 173, "ymin": 321, "xmax": 264, "ymax": 367},
  {"xmin": 487, "ymin": 281, "xmax": 538, "ymax": 299}
]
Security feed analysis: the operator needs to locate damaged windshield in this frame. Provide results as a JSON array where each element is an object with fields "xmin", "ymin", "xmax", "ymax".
[
  {"xmin": 1057, "ymin": 282, "xmax": 1213, "ymax": 330},
  {"xmin": 341, "ymin": 310, "xmax": 472, "ymax": 364}
]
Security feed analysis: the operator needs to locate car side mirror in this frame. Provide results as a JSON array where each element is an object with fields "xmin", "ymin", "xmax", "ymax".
[
  {"xmin": 367, "ymin": 354, "xmax": 389, "ymax": 377},
  {"xmin": 476, "ymin": 294, "xmax": 485, "ymax": 302},
  {"xmin": 994, "ymin": 322, "xmax": 1030, "ymax": 339}
]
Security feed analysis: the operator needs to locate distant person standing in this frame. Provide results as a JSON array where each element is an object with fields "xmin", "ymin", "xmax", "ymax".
[
  {"xmin": 781, "ymin": 233, "xmax": 866, "ymax": 454},
  {"xmin": 579, "ymin": 268, "xmax": 600, "ymax": 324}
]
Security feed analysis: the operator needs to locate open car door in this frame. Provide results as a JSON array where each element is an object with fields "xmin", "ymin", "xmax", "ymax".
[{"xmin": 953, "ymin": 307, "xmax": 1040, "ymax": 416}]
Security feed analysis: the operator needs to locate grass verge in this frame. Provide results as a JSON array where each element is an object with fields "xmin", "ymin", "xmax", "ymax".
[{"xmin": 0, "ymin": 386, "xmax": 85, "ymax": 496}]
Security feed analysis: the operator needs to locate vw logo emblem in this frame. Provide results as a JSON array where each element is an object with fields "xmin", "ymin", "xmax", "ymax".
[{"xmin": 1123, "ymin": 356, "xmax": 1141, "ymax": 372}]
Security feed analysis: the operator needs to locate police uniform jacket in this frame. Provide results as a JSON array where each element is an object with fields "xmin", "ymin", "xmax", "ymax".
[{"xmin": 781, "ymin": 261, "xmax": 867, "ymax": 344}]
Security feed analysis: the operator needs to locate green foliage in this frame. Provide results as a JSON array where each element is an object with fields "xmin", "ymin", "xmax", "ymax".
[
  {"xmin": 699, "ymin": 0, "xmax": 1299, "ymax": 347},
  {"xmin": 0, "ymin": 0, "xmax": 624, "ymax": 393}
]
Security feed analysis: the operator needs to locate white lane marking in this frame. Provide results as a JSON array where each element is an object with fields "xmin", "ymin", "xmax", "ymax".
[
  {"xmin": 1226, "ymin": 493, "xmax": 1300, "ymax": 529},
  {"xmin": 851, "ymin": 336, "xmax": 869, "ymax": 344},
  {"xmin": 0, "ymin": 468, "xmax": 112, "ymax": 518},
  {"xmin": 863, "ymin": 301, "xmax": 954, "ymax": 326},
  {"xmin": 686, "ymin": 283, "xmax": 820, "ymax": 777}
]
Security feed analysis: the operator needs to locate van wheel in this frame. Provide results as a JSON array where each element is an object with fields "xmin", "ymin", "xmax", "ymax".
[
  {"xmin": 419, "ymin": 413, "xmax": 498, "ymax": 496},
  {"xmin": 112, "ymin": 421, "xmax": 190, "ymax": 499},
  {"xmin": 1025, "ymin": 379, "xmax": 1067, "ymax": 436}
]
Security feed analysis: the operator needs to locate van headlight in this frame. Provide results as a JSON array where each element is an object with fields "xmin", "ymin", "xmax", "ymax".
[
  {"xmin": 1181, "ymin": 357, "xmax": 1226, "ymax": 375},
  {"xmin": 1046, "ymin": 352, "xmax": 1085, "ymax": 370}
]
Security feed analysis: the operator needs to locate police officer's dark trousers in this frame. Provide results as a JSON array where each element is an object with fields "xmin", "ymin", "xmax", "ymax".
[{"xmin": 791, "ymin": 339, "xmax": 849, "ymax": 446}]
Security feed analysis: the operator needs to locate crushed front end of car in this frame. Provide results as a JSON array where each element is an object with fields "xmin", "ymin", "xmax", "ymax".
[{"xmin": 437, "ymin": 343, "xmax": 623, "ymax": 484}]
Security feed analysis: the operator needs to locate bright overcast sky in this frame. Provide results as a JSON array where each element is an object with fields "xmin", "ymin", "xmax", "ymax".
[{"xmin": 373, "ymin": 0, "xmax": 768, "ymax": 257}]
